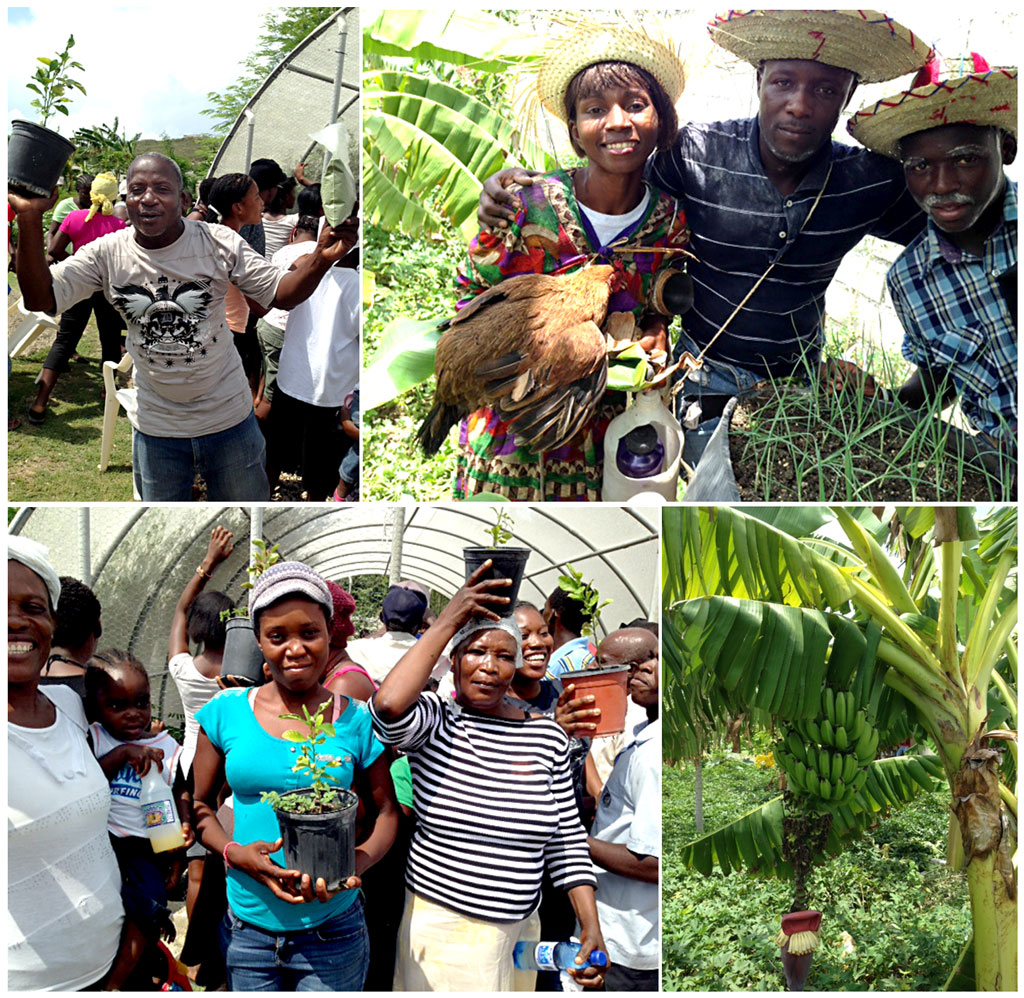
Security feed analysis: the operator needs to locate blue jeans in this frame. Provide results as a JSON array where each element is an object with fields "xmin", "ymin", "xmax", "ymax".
[
  {"xmin": 673, "ymin": 330, "xmax": 765, "ymax": 467},
  {"xmin": 132, "ymin": 410, "xmax": 270, "ymax": 501},
  {"xmin": 220, "ymin": 900, "xmax": 369, "ymax": 992},
  {"xmin": 339, "ymin": 390, "xmax": 360, "ymax": 486}
]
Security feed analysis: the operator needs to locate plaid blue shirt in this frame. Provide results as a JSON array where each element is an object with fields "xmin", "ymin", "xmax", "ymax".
[
  {"xmin": 887, "ymin": 182, "xmax": 1017, "ymax": 440},
  {"xmin": 649, "ymin": 117, "xmax": 925, "ymax": 376}
]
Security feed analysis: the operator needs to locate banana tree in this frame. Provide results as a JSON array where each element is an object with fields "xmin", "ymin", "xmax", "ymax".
[
  {"xmin": 663, "ymin": 505, "xmax": 1017, "ymax": 991},
  {"xmin": 363, "ymin": 9, "xmax": 554, "ymax": 241}
]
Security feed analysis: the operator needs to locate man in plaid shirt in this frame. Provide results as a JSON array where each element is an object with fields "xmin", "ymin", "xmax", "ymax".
[{"xmin": 849, "ymin": 57, "xmax": 1017, "ymax": 449}]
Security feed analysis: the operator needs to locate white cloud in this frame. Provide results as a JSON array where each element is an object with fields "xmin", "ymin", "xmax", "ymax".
[{"xmin": 6, "ymin": 4, "xmax": 286, "ymax": 139}]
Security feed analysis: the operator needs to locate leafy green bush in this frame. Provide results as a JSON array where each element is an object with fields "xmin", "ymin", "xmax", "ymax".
[{"xmin": 662, "ymin": 760, "xmax": 970, "ymax": 991}]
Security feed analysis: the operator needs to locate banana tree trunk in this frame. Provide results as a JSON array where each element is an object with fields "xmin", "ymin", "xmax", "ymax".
[
  {"xmin": 695, "ymin": 756, "xmax": 704, "ymax": 833},
  {"xmin": 954, "ymin": 737, "xmax": 1017, "ymax": 990}
]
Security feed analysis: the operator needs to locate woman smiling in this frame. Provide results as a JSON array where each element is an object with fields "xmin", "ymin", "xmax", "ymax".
[
  {"xmin": 454, "ymin": 25, "xmax": 690, "ymax": 500},
  {"xmin": 369, "ymin": 562, "xmax": 607, "ymax": 991},
  {"xmin": 191, "ymin": 561, "xmax": 398, "ymax": 991},
  {"xmin": 8, "ymin": 537, "xmax": 124, "ymax": 990}
]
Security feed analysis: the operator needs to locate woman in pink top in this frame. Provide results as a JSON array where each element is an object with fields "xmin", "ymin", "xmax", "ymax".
[
  {"xmin": 209, "ymin": 174, "xmax": 265, "ymax": 398},
  {"xmin": 27, "ymin": 173, "xmax": 127, "ymax": 424},
  {"xmin": 323, "ymin": 581, "xmax": 378, "ymax": 701}
]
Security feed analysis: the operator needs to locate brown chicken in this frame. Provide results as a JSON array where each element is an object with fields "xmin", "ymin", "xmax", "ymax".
[{"xmin": 418, "ymin": 265, "xmax": 619, "ymax": 455}]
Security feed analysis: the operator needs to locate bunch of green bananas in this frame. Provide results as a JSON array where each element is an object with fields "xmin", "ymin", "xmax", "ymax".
[{"xmin": 774, "ymin": 688, "xmax": 880, "ymax": 806}]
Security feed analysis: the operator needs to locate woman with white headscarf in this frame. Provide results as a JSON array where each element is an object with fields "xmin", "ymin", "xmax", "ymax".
[
  {"xmin": 369, "ymin": 561, "xmax": 608, "ymax": 992},
  {"xmin": 8, "ymin": 536, "xmax": 124, "ymax": 990}
]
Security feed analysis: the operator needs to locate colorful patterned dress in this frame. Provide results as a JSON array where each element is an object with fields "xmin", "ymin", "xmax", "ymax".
[{"xmin": 453, "ymin": 169, "xmax": 689, "ymax": 501}]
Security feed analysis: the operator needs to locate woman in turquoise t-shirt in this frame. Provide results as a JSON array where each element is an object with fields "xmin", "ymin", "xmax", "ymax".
[{"xmin": 193, "ymin": 562, "xmax": 398, "ymax": 991}]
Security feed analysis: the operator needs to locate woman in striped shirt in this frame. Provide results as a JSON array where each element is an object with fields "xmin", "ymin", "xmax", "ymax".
[{"xmin": 369, "ymin": 562, "xmax": 607, "ymax": 991}]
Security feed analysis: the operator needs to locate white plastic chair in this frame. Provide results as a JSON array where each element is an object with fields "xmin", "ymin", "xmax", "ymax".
[
  {"xmin": 8, "ymin": 297, "xmax": 59, "ymax": 358},
  {"xmin": 98, "ymin": 352, "xmax": 141, "ymax": 500}
]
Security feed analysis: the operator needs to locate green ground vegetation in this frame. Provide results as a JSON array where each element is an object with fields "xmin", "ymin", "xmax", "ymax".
[
  {"xmin": 9, "ymin": 280, "xmax": 136, "ymax": 501},
  {"xmin": 663, "ymin": 755, "xmax": 972, "ymax": 991}
]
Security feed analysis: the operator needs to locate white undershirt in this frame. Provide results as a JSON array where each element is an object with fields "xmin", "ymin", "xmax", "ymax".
[{"xmin": 578, "ymin": 187, "xmax": 651, "ymax": 248}]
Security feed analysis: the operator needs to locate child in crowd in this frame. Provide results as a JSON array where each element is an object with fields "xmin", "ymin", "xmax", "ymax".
[
  {"xmin": 333, "ymin": 388, "xmax": 360, "ymax": 501},
  {"xmin": 86, "ymin": 649, "xmax": 191, "ymax": 991}
]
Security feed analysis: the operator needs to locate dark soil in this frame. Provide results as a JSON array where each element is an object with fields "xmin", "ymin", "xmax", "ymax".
[
  {"xmin": 729, "ymin": 392, "xmax": 1008, "ymax": 502},
  {"xmin": 192, "ymin": 472, "xmax": 307, "ymax": 502}
]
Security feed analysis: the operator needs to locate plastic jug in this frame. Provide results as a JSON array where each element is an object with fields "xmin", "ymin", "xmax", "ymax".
[{"xmin": 602, "ymin": 390, "xmax": 683, "ymax": 501}]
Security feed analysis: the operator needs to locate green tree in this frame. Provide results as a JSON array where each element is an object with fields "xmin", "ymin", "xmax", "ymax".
[
  {"xmin": 201, "ymin": 7, "xmax": 332, "ymax": 134},
  {"xmin": 71, "ymin": 118, "xmax": 140, "ymax": 179},
  {"xmin": 663, "ymin": 505, "xmax": 1017, "ymax": 990}
]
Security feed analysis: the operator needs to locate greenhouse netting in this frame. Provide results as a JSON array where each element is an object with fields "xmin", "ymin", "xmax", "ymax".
[{"xmin": 9, "ymin": 504, "xmax": 658, "ymax": 721}]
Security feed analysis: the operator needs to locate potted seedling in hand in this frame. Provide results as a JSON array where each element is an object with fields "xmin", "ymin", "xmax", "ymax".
[
  {"xmin": 557, "ymin": 567, "xmax": 627, "ymax": 734},
  {"xmin": 260, "ymin": 700, "xmax": 359, "ymax": 890},
  {"xmin": 462, "ymin": 510, "xmax": 530, "ymax": 614},
  {"xmin": 9, "ymin": 34, "xmax": 84, "ymax": 198}
]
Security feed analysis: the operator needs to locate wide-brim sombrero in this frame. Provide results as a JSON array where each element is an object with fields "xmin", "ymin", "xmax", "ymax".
[
  {"xmin": 848, "ymin": 63, "xmax": 1018, "ymax": 159},
  {"xmin": 536, "ymin": 24, "xmax": 686, "ymax": 123},
  {"xmin": 708, "ymin": 10, "xmax": 932, "ymax": 85}
]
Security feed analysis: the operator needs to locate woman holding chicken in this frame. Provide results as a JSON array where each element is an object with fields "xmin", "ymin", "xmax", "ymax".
[{"xmin": 448, "ymin": 25, "xmax": 690, "ymax": 500}]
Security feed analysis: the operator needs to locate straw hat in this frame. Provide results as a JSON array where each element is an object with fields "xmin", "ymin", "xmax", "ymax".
[
  {"xmin": 847, "ymin": 54, "xmax": 1018, "ymax": 159},
  {"xmin": 708, "ymin": 10, "xmax": 932, "ymax": 85},
  {"xmin": 536, "ymin": 23, "xmax": 686, "ymax": 123}
]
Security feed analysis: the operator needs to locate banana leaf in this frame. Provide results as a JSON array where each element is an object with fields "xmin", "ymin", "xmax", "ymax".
[
  {"xmin": 362, "ymin": 317, "xmax": 443, "ymax": 411},
  {"xmin": 675, "ymin": 754, "xmax": 946, "ymax": 878},
  {"xmin": 364, "ymin": 9, "xmax": 542, "ymax": 70}
]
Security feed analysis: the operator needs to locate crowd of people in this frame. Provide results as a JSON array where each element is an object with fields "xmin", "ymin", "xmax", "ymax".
[
  {"xmin": 450, "ymin": 10, "xmax": 1016, "ymax": 499},
  {"xmin": 8, "ymin": 527, "xmax": 660, "ymax": 991},
  {"xmin": 9, "ymin": 154, "xmax": 360, "ymax": 502}
]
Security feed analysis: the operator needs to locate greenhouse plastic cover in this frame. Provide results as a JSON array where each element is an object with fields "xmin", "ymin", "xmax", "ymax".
[
  {"xmin": 209, "ymin": 8, "xmax": 360, "ymax": 183},
  {"xmin": 10, "ymin": 505, "xmax": 658, "ymax": 718}
]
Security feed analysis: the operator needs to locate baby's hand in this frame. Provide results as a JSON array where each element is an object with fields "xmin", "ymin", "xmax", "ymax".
[{"xmin": 121, "ymin": 744, "xmax": 164, "ymax": 777}]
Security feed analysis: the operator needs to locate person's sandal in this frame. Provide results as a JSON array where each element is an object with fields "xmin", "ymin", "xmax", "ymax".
[{"xmin": 26, "ymin": 406, "xmax": 45, "ymax": 425}]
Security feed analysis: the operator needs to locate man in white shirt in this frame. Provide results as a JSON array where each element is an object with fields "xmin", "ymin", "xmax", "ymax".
[{"xmin": 586, "ymin": 642, "xmax": 660, "ymax": 990}]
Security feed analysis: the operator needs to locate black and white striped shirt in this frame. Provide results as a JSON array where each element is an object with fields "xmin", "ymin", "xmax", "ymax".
[
  {"xmin": 369, "ymin": 692, "xmax": 596, "ymax": 922},
  {"xmin": 649, "ymin": 117, "xmax": 925, "ymax": 376}
]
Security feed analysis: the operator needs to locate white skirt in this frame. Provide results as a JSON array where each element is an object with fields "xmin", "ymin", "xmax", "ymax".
[{"xmin": 393, "ymin": 889, "xmax": 542, "ymax": 992}]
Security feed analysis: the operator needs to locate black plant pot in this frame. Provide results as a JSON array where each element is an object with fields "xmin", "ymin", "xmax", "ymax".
[
  {"xmin": 221, "ymin": 616, "xmax": 265, "ymax": 686},
  {"xmin": 274, "ymin": 788, "xmax": 359, "ymax": 891},
  {"xmin": 9, "ymin": 120, "xmax": 75, "ymax": 198},
  {"xmin": 463, "ymin": 546, "xmax": 531, "ymax": 614}
]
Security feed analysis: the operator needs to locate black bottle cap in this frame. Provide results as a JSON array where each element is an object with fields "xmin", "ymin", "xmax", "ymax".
[{"xmin": 624, "ymin": 424, "xmax": 658, "ymax": 455}]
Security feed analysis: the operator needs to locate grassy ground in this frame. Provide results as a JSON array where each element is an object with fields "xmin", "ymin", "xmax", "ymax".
[
  {"xmin": 9, "ymin": 282, "xmax": 137, "ymax": 501},
  {"xmin": 662, "ymin": 754, "xmax": 971, "ymax": 991}
]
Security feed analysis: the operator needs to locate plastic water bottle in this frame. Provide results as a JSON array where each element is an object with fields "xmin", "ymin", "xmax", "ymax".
[
  {"xmin": 139, "ymin": 767, "xmax": 185, "ymax": 853},
  {"xmin": 512, "ymin": 940, "xmax": 609, "ymax": 972}
]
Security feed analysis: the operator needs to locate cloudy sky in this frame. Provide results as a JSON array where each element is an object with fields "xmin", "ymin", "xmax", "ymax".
[{"xmin": 6, "ymin": 4, "xmax": 282, "ymax": 139}]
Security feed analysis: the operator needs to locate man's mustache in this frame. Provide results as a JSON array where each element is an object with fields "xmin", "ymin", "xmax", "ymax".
[{"xmin": 922, "ymin": 192, "xmax": 975, "ymax": 209}]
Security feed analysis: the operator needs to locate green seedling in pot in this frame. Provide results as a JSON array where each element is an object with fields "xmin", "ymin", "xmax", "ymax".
[
  {"xmin": 558, "ymin": 564, "xmax": 611, "ymax": 638},
  {"xmin": 485, "ymin": 509, "xmax": 516, "ymax": 547},
  {"xmin": 28, "ymin": 34, "xmax": 87, "ymax": 127},
  {"xmin": 261, "ymin": 700, "xmax": 344, "ymax": 814}
]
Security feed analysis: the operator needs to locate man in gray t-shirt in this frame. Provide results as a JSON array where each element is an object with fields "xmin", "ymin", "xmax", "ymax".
[{"xmin": 9, "ymin": 152, "xmax": 357, "ymax": 501}]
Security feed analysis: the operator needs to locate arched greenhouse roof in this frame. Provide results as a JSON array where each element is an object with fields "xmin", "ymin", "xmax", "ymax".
[{"xmin": 9, "ymin": 505, "xmax": 658, "ymax": 717}]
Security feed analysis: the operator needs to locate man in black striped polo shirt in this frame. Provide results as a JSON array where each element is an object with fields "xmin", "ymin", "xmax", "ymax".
[{"xmin": 482, "ymin": 11, "xmax": 934, "ymax": 459}]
